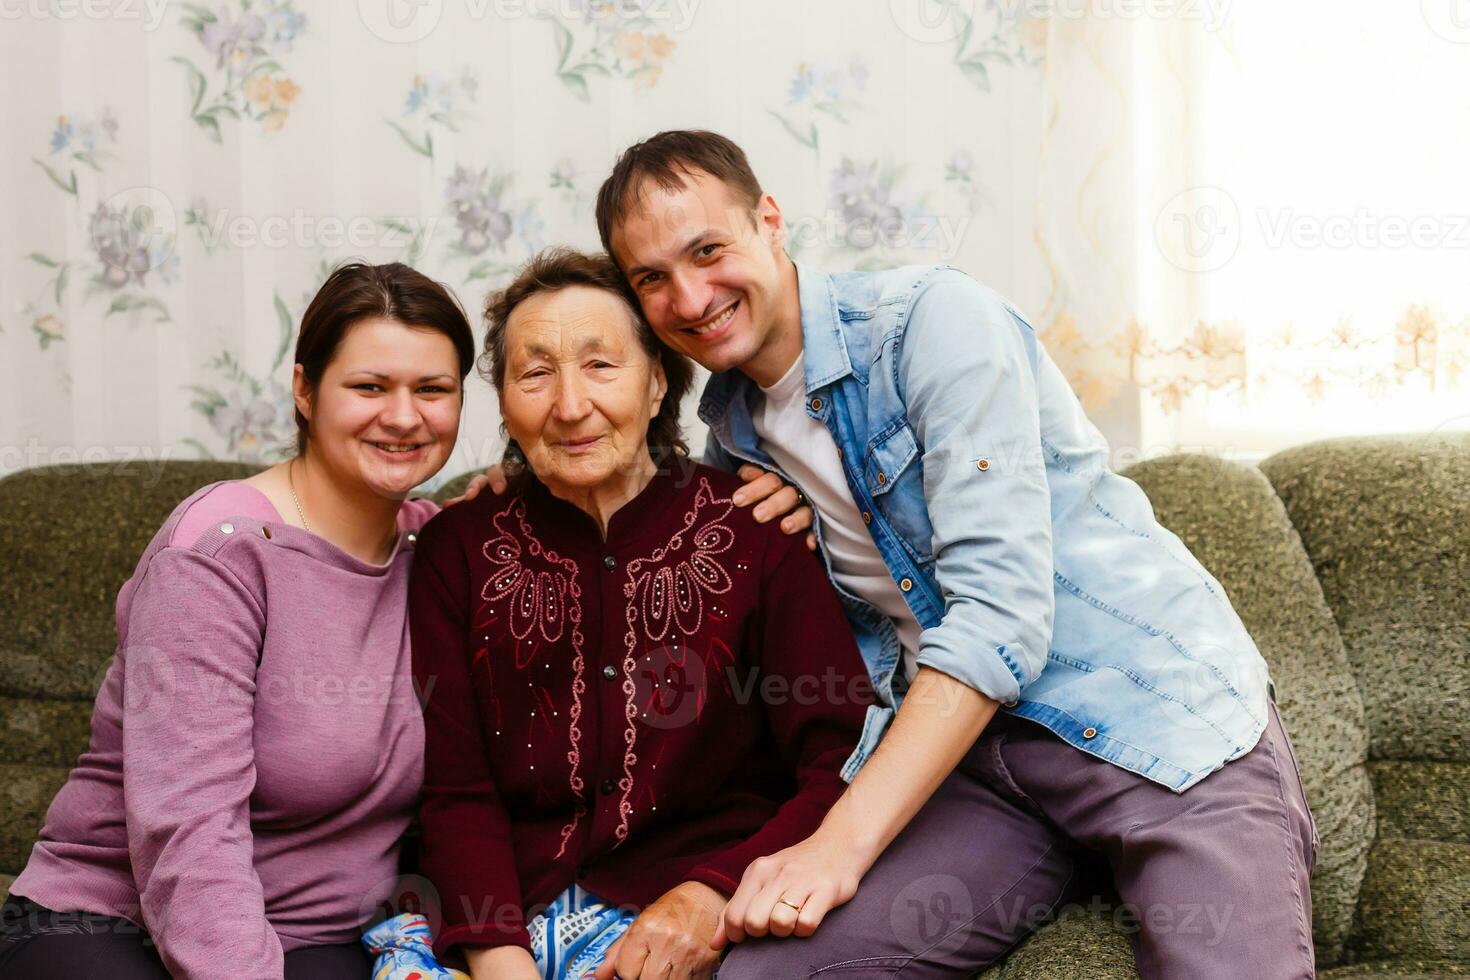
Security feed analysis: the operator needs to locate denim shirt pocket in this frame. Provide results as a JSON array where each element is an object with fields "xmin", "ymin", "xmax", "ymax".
[{"xmin": 862, "ymin": 421, "xmax": 935, "ymax": 564}]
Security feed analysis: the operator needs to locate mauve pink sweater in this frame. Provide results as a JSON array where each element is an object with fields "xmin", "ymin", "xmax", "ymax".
[{"xmin": 8, "ymin": 481, "xmax": 438, "ymax": 979}]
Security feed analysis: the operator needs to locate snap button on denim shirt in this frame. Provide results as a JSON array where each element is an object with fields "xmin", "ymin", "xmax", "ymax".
[{"xmin": 698, "ymin": 262, "xmax": 1271, "ymax": 792}]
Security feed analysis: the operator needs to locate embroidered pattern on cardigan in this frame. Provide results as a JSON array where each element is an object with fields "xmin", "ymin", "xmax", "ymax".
[
  {"xmin": 613, "ymin": 478, "xmax": 737, "ymax": 843},
  {"xmin": 479, "ymin": 500, "xmax": 588, "ymax": 858}
]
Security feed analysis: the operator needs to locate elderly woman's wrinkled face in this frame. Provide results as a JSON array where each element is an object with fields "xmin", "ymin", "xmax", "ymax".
[{"xmin": 500, "ymin": 285, "xmax": 667, "ymax": 495}]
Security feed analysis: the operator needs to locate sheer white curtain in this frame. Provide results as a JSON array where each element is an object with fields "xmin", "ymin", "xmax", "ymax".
[{"xmin": 1035, "ymin": 2, "xmax": 1470, "ymax": 460}]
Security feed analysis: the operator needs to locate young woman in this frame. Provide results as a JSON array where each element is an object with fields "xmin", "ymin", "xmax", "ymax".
[{"xmin": 0, "ymin": 262, "xmax": 476, "ymax": 979}]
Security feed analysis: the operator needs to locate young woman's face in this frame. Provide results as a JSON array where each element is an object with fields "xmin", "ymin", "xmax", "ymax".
[
  {"xmin": 498, "ymin": 285, "xmax": 666, "ymax": 497},
  {"xmin": 294, "ymin": 317, "xmax": 463, "ymax": 498}
]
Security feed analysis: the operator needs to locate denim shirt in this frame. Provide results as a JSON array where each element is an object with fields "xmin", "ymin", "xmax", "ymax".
[{"xmin": 699, "ymin": 262, "xmax": 1271, "ymax": 792}]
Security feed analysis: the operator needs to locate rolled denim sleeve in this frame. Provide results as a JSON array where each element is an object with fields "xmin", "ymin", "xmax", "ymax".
[{"xmin": 897, "ymin": 270, "xmax": 1054, "ymax": 703}]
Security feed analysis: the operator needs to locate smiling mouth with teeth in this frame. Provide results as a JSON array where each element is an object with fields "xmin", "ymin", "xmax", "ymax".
[
  {"xmin": 371, "ymin": 442, "xmax": 425, "ymax": 454},
  {"xmin": 690, "ymin": 301, "xmax": 738, "ymax": 335}
]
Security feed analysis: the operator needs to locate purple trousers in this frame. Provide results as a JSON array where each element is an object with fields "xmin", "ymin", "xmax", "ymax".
[{"xmin": 719, "ymin": 702, "xmax": 1318, "ymax": 979}]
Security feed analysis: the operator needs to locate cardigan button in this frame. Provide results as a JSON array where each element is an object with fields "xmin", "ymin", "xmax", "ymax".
[
  {"xmin": 603, "ymin": 555, "xmax": 616, "ymax": 570},
  {"xmin": 900, "ymin": 577, "xmax": 913, "ymax": 592},
  {"xmin": 1083, "ymin": 727, "xmax": 1098, "ymax": 739},
  {"xmin": 602, "ymin": 665, "xmax": 617, "ymax": 681},
  {"xmin": 599, "ymin": 779, "xmax": 616, "ymax": 795}
]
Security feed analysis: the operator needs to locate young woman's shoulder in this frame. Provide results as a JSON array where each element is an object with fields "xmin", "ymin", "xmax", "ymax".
[
  {"xmin": 168, "ymin": 480, "xmax": 283, "ymax": 550},
  {"xmin": 112, "ymin": 480, "xmax": 278, "ymax": 635},
  {"xmin": 396, "ymin": 495, "xmax": 442, "ymax": 534}
]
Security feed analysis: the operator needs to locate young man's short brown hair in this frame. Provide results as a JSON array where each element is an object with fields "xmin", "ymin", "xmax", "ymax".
[{"xmin": 594, "ymin": 129, "xmax": 763, "ymax": 261}]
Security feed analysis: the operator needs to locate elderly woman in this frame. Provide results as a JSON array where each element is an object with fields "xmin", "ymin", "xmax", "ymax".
[{"xmin": 406, "ymin": 248, "xmax": 872, "ymax": 980}]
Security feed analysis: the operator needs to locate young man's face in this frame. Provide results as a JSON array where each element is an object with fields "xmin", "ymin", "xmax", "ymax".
[{"xmin": 609, "ymin": 168, "xmax": 791, "ymax": 378}]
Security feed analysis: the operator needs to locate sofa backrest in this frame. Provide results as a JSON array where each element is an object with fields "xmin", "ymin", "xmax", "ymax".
[
  {"xmin": 0, "ymin": 461, "xmax": 261, "ymax": 883},
  {"xmin": 1260, "ymin": 434, "xmax": 1470, "ymax": 966},
  {"xmin": 1123, "ymin": 452, "xmax": 1375, "ymax": 965}
]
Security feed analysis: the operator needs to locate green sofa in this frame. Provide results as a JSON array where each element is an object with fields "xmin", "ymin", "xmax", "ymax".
[{"xmin": 2, "ymin": 435, "xmax": 1466, "ymax": 977}]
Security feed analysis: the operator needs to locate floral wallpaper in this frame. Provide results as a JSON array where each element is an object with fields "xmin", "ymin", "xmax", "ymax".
[
  {"xmin": 174, "ymin": 0, "xmax": 307, "ymax": 139},
  {"xmin": 2, "ymin": 1, "xmax": 1465, "ymax": 485}
]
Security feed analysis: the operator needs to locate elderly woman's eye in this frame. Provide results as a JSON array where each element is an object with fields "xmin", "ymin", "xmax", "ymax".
[{"xmin": 699, "ymin": 243, "xmax": 720, "ymax": 257}]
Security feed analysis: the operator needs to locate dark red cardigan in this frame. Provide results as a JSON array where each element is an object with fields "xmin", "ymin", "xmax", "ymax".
[{"xmin": 409, "ymin": 463, "xmax": 872, "ymax": 957}]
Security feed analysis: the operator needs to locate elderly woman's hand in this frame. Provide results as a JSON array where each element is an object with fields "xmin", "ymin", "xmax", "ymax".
[
  {"xmin": 730, "ymin": 465, "xmax": 818, "ymax": 551},
  {"xmin": 590, "ymin": 881, "xmax": 726, "ymax": 980}
]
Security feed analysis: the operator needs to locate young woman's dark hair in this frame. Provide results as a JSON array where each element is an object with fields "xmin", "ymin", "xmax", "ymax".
[
  {"xmin": 481, "ymin": 247, "xmax": 693, "ymax": 476},
  {"xmin": 293, "ymin": 261, "xmax": 476, "ymax": 455}
]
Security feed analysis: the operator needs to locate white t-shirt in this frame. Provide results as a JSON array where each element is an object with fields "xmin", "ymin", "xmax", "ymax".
[{"xmin": 752, "ymin": 353, "xmax": 925, "ymax": 681}]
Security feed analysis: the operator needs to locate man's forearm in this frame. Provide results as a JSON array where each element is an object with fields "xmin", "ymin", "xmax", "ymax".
[{"xmin": 817, "ymin": 667, "xmax": 998, "ymax": 868}]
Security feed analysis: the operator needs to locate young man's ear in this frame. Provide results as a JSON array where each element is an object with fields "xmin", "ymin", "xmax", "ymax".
[{"xmin": 756, "ymin": 193, "xmax": 786, "ymax": 251}]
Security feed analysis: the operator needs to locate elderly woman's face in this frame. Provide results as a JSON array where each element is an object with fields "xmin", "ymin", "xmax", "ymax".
[{"xmin": 500, "ymin": 285, "xmax": 667, "ymax": 495}]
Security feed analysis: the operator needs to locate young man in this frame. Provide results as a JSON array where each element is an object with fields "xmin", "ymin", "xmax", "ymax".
[{"xmin": 574, "ymin": 129, "xmax": 1316, "ymax": 979}]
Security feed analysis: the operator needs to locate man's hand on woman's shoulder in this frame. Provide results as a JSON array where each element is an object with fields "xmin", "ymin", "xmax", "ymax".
[{"xmin": 730, "ymin": 464, "xmax": 817, "ymax": 551}]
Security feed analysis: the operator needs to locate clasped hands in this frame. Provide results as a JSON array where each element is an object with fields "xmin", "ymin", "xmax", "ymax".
[{"xmin": 585, "ymin": 829, "xmax": 864, "ymax": 980}]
